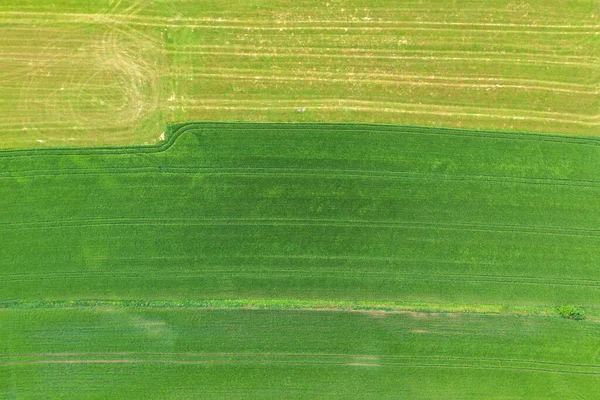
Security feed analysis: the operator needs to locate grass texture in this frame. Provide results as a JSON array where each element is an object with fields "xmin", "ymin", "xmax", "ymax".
[
  {"xmin": 3, "ymin": 308, "xmax": 600, "ymax": 399},
  {"xmin": 2, "ymin": 122, "xmax": 600, "ymax": 397},
  {"xmin": 0, "ymin": 0, "xmax": 598, "ymax": 148},
  {"xmin": 3, "ymin": 123, "xmax": 600, "ymax": 307}
]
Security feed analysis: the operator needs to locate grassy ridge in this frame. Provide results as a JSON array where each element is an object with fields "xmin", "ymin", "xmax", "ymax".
[
  {"xmin": 2, "ymin": 123, "xmax": 600, "ymax": 307},
  {"xmin": 0, "ymin": 0, "xmax": 598, "ymax": 148},
  {"xmin": 1, "ymin": 299, "xmax": 597, "ymax": 320},
  {"xmin": 3, "ymin": 308, "xmax": 600, "ymax": 399}
]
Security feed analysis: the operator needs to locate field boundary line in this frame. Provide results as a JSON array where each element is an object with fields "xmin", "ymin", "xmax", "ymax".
[
  {"xmin": 2, "ymin": 299, "xmax": 599, "ymax": 321},
  {"xmin": 1, "ymin": 122, "xmax": 600, "ymax": 157}
]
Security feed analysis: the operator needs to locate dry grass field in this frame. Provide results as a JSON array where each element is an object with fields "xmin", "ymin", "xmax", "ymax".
[{"xmin": 0, "ymin": 0, "xmax": 598, "ymax": 148}]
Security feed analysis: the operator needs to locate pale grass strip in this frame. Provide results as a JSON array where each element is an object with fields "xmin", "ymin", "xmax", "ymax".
[
  {"xmin": 180, "ymin": 104, "xmax": 600, "ymax": 126},
  {"xmin": 1, "ymin": 11, "xmax": 598, "ymax": 29},
  {"xmin": 175, "ymin": 98, "xmax": 600, "ymax": 121},
  {"xmin": 187, "ymin": 67, "xmax": 598, "ymax": 89},
  {"xmin": 178, "ymin": 72, "xmax": 599, "ymax": 95},
  {"xmin": 5, "ymin": 42, "xmax": 595, "ymax": 64},
  {"xmin": 0, "ymin": 15, "xmax": 597, "ymax": 35},
  {"xmin": 169, "ymin": 50, "xmax": 598, "ymax": 67},
  {"xmin": 175, "ymin": 45, "xmax": 598, "ymax": 62}
]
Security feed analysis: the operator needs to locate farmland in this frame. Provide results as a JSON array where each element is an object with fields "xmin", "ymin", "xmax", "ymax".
[
  {"xmin": 2, "ymin": 123, "xmax": 600, "ymax": 397},
  {"xmin": 3, "ymin": 307, "xmax": 600, "ymax": 399},
  {"xmin": 2, "ymin": 0, "xmax": 600, "ymax": 398},
  {"xmin": 3, "ymin": 123, "xmax": 600, "ymax": 307},
  {"xmin": 0, "ymin": 0, "xmax": 598, "ymax": 149}
]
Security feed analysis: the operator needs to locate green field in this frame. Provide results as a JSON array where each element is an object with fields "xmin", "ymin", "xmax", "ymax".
[
  {"xmin": 3, "ymin": 308, "xmax": 600, "ymax": 399},
  {"xmin": 2, "ymin": 0, "xmax": 599, "ymax": 397},
  {"xmin": 2, "ymin": 123, "xmax": 600, "ymax": 397},
  {"xmin": 0, "ymin": 0, "xmax": 598, "ymax": 148}
]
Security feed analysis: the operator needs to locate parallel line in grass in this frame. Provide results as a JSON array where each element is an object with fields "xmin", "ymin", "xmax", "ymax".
[
  {"xmin": 175, "ymin": 47, "xmax": 600, "ymax": 64},
  {"xmin": 180, "ymin": 105, "xmax": 600, "ymax": 125},
  {"xmin": 9, "ymin": 46, "xmax": 592, "ymax": 69},
  {"xmin": 2, "ymin": 14, "xmax": 598, "ymax": 35},
  {"xmin": 6, "ymin": 36, "xmax": 595, "ymax": 64},
  {"xmin": 174, "ymin": 100, "xmax": 600, "ymax": 122},
  {"xmin": 169, "ymin": 50, "xmax": 599, "ymax": 67},
  {"xmin": 5, "ymin": 164, "xmax": 600, "ymax": 191},
  {"xmin": 173, "ymin": 72, "xmax": 599, "ymax": 95},
  {"xmin": 179, "ymin": 105, "xmax": 600, "ymax": 127},
  {"xmin": 7, "ymin": 38, "xmax": 584, "ymax": 62},
  {"xmin": 3, "ymin": 12, "xmax": 598, "ymax": 29},
  {"xmin": 6, "ymin": 254, "xmax": 600, "ymax": 284},
  {"xmin": 178, "ymin": 67, "xmax": 599, "ymax": 87},
  {"xmin": 2, "ymin": 18, "xmax": 598, "ymax": 36},
  {"xmin": 10, "ymin": 39, "xmax": 592, "ymax": 62},
  {"xmin": 4, "ymin": 101, "xmax": 597, "ymax": 126},
  {"xmin": 6, "ymin": 352, "xmax": 600, "ymax": 369},
  {"xmin": 3, "ymin": 217, "xmax": 600, "ymax": 238},
  {"xmin": 4, "ymin": 269, "xmax": 600, "ymax": 288},
  {"xmin": 175, "ymin": 101, "xmax": 600, "ymax": 122},
  {"xmin": 1, "ymin": 358, "xmax": 599, "ymax": 375}
]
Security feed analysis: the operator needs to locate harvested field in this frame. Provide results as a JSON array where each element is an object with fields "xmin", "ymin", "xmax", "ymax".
[{"xmin": 0, "ymin": 0, "xmax": 598, "ymax": 148}]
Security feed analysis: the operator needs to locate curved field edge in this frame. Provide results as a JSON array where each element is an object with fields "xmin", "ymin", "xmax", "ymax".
[{"xmin": 1, "ymin": 121, "xmax": 600, "ymax": 157}]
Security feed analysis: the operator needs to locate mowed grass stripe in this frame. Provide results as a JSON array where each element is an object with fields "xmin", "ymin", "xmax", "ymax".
[
  {"xmin": 169, "ymin": 72, "xmax": 598, "ymax": 95},
  {"xmin": 1, "ymin": 11, "xmax": 598, "ymax": 30},
  {"xmin": 171, "ymin": 50, "xmax": 598, "ymax": 67},
  {"xmin": 1, "ymin": 12, "xmax": 598, "ymax": 33}
]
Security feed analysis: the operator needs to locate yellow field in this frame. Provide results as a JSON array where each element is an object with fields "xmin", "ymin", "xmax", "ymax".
[{"xmin": 0, "ymin": 0, "xmax": 598, "ymax": 148}]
